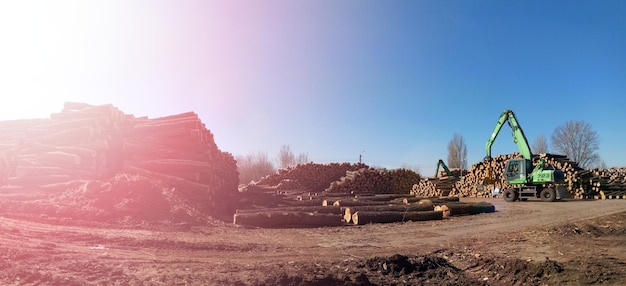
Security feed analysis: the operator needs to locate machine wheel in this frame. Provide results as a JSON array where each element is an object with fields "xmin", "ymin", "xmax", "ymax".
[
  {"xmin": 540, "ymin": 188, "xmax": 557, "ymax": 202},
  {"xmin": 503, "ymin": 189, "xmax": 518, "ymax": 202}
]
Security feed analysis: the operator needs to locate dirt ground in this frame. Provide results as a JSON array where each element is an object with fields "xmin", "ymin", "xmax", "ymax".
[{"xmin": 1, "ymin": 196, "xmax": 626, "ymax": 285}]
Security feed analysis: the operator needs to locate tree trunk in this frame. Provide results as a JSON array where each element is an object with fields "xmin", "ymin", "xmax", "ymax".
[
  {"xmin": 233, "ymin": 211, "xmax": 343, "ymax": 228},
  {"xmin": 351, "ymin": 210, "xmax": 443, "ymax": 225}
]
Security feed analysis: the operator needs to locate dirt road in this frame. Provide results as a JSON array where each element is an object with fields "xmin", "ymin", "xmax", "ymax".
[{"xmin": 2, "ymin": 198, "xmax": 626, "ymax": 285}]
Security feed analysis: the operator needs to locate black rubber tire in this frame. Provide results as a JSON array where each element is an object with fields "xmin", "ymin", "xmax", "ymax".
[
  {"xmin": 503, "ymin": 189, "xmax": 518, "ymax": 202},
  {"xmin": 540, "ymin": 188, "xmax": 557, "ymax": 202}
]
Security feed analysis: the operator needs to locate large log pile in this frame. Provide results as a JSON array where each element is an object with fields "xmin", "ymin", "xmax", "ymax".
[
  {"xmin": 430, "ymin": 152, "xmax": 625, "ymax": 200},
  {"xmin": 235, "ymin": 164, "xmax": 494, "ymax": 228},
  {"xmin": 325, "ymin": 167, "xmax": 421, "ymax": 195},
  {"xmin": 232, "ymin": 189, "xmax": 496, "ymax": 228},
  {"xmin": 411, "ymin": 175, "xmax": 460, "ymax": 197},
  {"xmin": 588, "ymin": 168, "xmax": 626, "ymax": 199},
  {"xmin": 252, "ymin": 162, "xmax": 369, "ymax": 192},
  {"xmin": 0, "ymin": 102, "xmax": 238, "ymax": 217}
]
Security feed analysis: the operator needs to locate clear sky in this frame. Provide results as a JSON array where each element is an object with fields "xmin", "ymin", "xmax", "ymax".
[{"xmin": 1, "ymin": 1, "xmax": 625, "ymax": 172}]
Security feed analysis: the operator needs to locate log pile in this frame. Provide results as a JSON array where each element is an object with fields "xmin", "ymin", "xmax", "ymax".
[
  {"xmin": 0, "ymin": 102, "xmax": 239, "ymax": 217},
  {"xmin": 449, "ymin": 153, "xmax": 522, "ymax": 198},
  {"xmin": 325, "ymin": 167, "xmax": 421, "ymax": 194},
  {"xmin": 121, "ymin": 111, "xmax": 239, "ymax": 214},
  {"xmin": 233, "ymin": 184, "xmax": 496, "ymax": 228},
  {"xmin": 440, "ymin": 152, "xmax": 625, "ymax": 200},
  {"xmin": 588, "ymin": 167, "xmax": 626, "ymax": 199},
  {"xmin": 411, "ymin": 175, "xmax": 460, "ymax": 197},
  {"xmin": 235, "ymin": 164, "xmax": 494, "ymax": 228},
  {"xmin": 253, "ymin": 162, "xmax": 369, "ymax": 192}
]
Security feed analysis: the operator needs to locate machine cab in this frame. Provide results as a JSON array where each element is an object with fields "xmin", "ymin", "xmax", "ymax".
[{"xmin": 504, "ymin": 158, "xmax": 531, "ymax": 184}]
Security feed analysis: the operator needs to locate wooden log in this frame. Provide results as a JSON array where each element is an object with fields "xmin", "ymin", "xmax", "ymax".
[
  {"xmin": 343, "ymin": 204, "xmax": 435, "ymax": 223},
  {"xmin": 233, "ymin": 211, "xmax": 343, "ymax": 228},
  {"xmin": 36, "ymin": 151, "xmax": 82, "ymax": 167},
  {"xmin": 281, "ymin": 199, "xmax": 326, "ymax": 207},
  {"xmin": 351, "ymin": 210, "xmax": 443, "ymax": 225},
  {"xmin": 8, "ymin": 174, "xmax": 78, "ymax": 186},
  {"xmin": 133, "ymin": 159, "xmax": 213, "ymax": 182},
  {"xmin": 131, "ymin": 121, "xmax": 199, "ymax": 138},
  {"xmin": 38, "ymin": 179, "xmax": 89, "ymax": 192},
  {"xmin": 235, "ymin": 205, "xmax": 342, "ymax": 215},
  {"xmin": 148, "ymin": 111, "xmax": 199, "ymax": 122},
  {"xmin": 14, "ymin": 166, "xmax": 94, "ymax": 178},
  {"xmin": 330, "ymin": 200, "xmax": 393, "ymax": 207},
  {"xmin": 24, "ymin": 143, "xmax": 98, "ymax": 168},
  {"xmin": 355, "ymin": 194, "xmax": 415, "ymax": 200},
  {"xmin": 437, "ymin": 202, "xmax": 496, "ymax": 216},
  {"xmin": 32, "ymin": 126, "xmax": 95, "ymax": 145},
  {"xmin": 431, "ymin": 196, "xmax": 461, "ymax": 203},
  {"xmin": 124, "ymin": 166, "xmax": 212, "ymax": 198}
]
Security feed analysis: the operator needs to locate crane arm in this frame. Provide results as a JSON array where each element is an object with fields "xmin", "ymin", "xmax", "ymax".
[
  {"xmin": 434, "ymin": 159, "xmax": 453, "ymax": 179},
  {"xmin": 485, "ymin": 110, "xmax": 533, "ymax": 160}
]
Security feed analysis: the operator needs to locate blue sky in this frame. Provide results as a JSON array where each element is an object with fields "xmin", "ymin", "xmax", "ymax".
[{"xmin": 1, "ymin": 1, "xmax": 625, "ymax": 172}]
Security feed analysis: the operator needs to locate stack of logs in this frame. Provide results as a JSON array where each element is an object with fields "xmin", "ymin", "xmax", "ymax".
[
  {"xmin": 589, "ymin": 167, "xmax": 626, "ymax": 199},
  {"xmin": 0, "ymin": 102, "xmax": 239, "ymax": 215},
  {"xmin": 325, "ymin": 167, "xmax": 421, "ymax": 194},
  {"xmin": 233, "ymin": 191, "xmax": 496, "ymax": 228},
  {"xmin": 239, "ymin": 165, "xmax": 421, "ymax": 210},
  {"xmin": 252, "ymin": 162, "xmax": 369, "ymax": 193},
  {"xmin": 415, "ymin": 152, "xmax": 626, "ymax": 200},
  {"xmin": 411, "ymin": 170, "xmax": 463, "ymax": 197},
  {"xmin": 448, "ymin": 153, "xmax": 592, "ymax": 198},
  {"xmin": 234, "ymin": 165, "xmax": 496, "ymax": 228}
]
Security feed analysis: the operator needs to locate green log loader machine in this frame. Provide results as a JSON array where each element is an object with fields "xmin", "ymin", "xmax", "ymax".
[
  {"xmin": 483, "ymin": 109, "xmax": 567, "ymax": 202},
  {"xmin": 431, "ymin": 159, "xmax": 458, "ymax": 196},
  {"xmin": 434, "ymin": 159, "xmax": 454, "ymax": 179}
]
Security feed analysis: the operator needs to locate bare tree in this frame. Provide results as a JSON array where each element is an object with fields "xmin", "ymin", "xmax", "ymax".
[
  {"xmin": 236, "ymin": 150, "xmax": 276, "ymax": 184},
  {"xmin": 295, "ymin": 153, "xmax": 309, "ymax": 165},
  {"xmin": 277, "ymin": 145, "xmax": 309, "ymax": 169},
  {"xmin": 277, "ymin": 145, "xmax": 296, "ymax": 169},
  {"xmin": 447, "ymin": 133, "xmax": 467, "ymax": 169},
  {"xmin": 532, "ymin": 134, "xmax": 549, "ymax": 154},
  {"xmin": 551, "ymin": 120, "xmax": 600, "ymax": 168}
]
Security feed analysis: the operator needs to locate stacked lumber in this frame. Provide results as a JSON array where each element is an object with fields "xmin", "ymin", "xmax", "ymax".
[
  {"xmin": 254, "ymin": 162, "xmax": 369, "ymax": 192},
  {"xmin": 325, "ymin": 167, "xmax": 421, "ymax": 194},
  {"xmin": 0, "ymin": 102, "xmax": 238, "ymax": 216}
]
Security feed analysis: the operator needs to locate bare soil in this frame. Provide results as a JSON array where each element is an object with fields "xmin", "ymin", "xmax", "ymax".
[{"xmin": 2, "ymin": 196, "xmax": 626, "ymax": 285}]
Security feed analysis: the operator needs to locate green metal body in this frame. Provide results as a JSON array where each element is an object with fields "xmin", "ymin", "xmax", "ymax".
[
  {"xmin": 485, "ymin": 110, "xmax": 563, "ymax": 187},
  {"xmin": 434, "ymin": 159, "xmax": 453, "ymax": 179}
]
